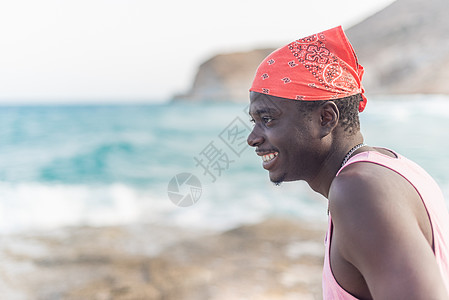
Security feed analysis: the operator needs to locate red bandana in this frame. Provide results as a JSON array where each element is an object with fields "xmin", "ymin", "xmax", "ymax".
[{"xmin": 250, "ymin": 26, "xmax": 367, "ymax": 112}]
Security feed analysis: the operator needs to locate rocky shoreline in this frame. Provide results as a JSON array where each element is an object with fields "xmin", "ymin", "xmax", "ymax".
[{"xmin": 0, "ymin": 218, "xmax": 326, "ymax": 300}]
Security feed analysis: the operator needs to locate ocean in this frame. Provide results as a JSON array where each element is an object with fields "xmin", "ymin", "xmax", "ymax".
[{"xmin": 0, "ymin": 95, "xmax": 448, "ymax": 234}]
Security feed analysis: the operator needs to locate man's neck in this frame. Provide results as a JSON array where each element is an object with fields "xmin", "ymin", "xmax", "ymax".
[{"xmin": 308, "ymin": 132, "xmax": 364, "ymax": 198}]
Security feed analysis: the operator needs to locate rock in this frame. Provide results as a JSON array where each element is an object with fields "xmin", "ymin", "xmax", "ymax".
[
  {"xmin": 175, "ymin": 0, "xmax": 449, "ymax": 102},
  {"xmin": 0, "ymin": 218, "xmax": 326, "ymax": 299},
  {"xmin": 346, "ymin": 0, "xmax": 449, "ymax": 94},
  {"xmin": 172, "ymin": 49, "xmax": 274, "ymax": 102}
]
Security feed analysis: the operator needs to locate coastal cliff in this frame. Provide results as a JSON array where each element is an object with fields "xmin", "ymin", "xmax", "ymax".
[
  {"xmin": 346, "ymin": 0, "xmax": 449, "ymax": 94},
  {"xmin": 175, "ymin": 0, "xmax": 449, "ymax": 102},
  {"xmin": 173, "ymin": 49, "xmax": 274, "ymax": 102}
]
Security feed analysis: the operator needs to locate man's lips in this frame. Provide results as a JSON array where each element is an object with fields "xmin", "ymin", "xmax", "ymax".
[{"xmin": 256, "ymin": 151, "xmax": 279, "ymax": 170}]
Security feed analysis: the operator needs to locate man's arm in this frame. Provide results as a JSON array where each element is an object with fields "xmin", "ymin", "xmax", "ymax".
[{"xmin": 329, "ymin": 162, "xmax": 449, "ymax": 300}]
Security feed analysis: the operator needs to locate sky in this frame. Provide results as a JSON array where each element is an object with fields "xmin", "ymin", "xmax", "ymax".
[{"xmin": 0, "ymin": 0, "xmax": 396, "ymax": 104}]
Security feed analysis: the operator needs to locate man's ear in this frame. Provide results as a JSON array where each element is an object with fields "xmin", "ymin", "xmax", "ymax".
[{"xmin": 319, "ymin": 101, "xmax": 339, "ymax": 138}]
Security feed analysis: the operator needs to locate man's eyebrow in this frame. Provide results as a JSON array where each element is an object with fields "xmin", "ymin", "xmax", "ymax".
[{"xmin": 249, "ymin": 108, "xmax": 280, "ymax": 116}]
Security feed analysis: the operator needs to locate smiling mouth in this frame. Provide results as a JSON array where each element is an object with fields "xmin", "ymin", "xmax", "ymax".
[
  {"xmin": 261, "ymin": 152, "xmax": 279, "ymax": 163},
  {"xmin": 261, "ymin": 152, "xmax": 279, "ymax": 171}
]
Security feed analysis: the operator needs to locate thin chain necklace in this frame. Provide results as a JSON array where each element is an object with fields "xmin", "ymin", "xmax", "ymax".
[
  {"xmin": 328, "ymin": 143, "xmax": 367, "ymax": 215},
  {"xmin": 341, "ymin": 143, "xmax": 366, "ymax": 168}
]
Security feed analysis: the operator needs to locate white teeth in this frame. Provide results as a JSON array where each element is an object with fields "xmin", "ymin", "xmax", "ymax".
[{"xmin": 262, "ymin": 152, "xmax": 278, "ymax": 162}]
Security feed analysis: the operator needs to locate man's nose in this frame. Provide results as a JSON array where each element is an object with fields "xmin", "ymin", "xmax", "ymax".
[{"xmin": 247, "ymin": 127, "xmax": 264, "ymax": 147}]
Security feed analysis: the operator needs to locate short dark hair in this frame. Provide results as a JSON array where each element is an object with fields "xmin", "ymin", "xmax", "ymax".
[{"xmin": 296, "ymin": 94, "xmax": 362, "ymax": 135}]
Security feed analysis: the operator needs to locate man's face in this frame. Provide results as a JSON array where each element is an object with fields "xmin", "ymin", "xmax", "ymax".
[{"xmin": 247, "ymin": 92, "xmax": 323, "ymax": 184}]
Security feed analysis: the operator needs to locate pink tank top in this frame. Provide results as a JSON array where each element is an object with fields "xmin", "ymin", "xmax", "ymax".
[{"xmin": 322, "ymin": 150, "xmax": 449, "ymax": 299}]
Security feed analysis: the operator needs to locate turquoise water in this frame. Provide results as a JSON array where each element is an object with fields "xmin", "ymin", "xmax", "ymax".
[{"xmin": 0, "ymin": 95, "xmax": 448, "ymax": 233}]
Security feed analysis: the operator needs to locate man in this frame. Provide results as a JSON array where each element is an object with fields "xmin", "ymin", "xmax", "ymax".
[{"xmin": 247, "ymin": 26, "xmax": 449, "ymax": 299}]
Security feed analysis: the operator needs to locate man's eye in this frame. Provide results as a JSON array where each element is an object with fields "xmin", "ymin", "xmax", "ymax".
[
  {"xmin": 249, "ymin": 118, "xmax": 255, "ymax": 124},
  {"xmin": 262, "ymin": 117, "xmax": 273, "ymax": 124}
]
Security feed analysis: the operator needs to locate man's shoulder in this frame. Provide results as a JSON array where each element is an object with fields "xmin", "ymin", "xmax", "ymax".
[
  {"xmin": 328, "ymin": 160, "xmax": 422, "ymax": 263},
  {"xmin": 330, "ymin": 161, "xmax": 400, "ymax": 206},
  {"xmin": 328, "ymin": 160, "xmax": 419, "ymax": 225}
]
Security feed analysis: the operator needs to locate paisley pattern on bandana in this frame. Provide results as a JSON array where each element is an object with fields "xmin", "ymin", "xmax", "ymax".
[{"xmin": 250, "ymin": 26, "xmax": 367, "ymax": 112}]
